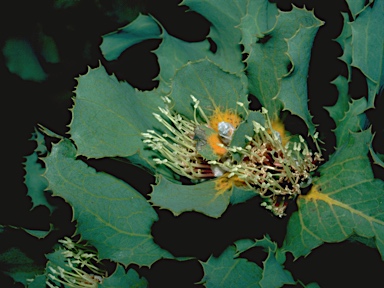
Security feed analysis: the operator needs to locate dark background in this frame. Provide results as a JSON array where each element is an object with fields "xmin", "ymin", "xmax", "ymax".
[{"xmin": 1, "ymin": 0, "xmax": 383, "ymax": 287}]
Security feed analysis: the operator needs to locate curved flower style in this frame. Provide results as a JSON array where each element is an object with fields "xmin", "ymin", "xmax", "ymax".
[{"xmin": 142, "ymin": 95, "xmax": 323, "ymax": 217}]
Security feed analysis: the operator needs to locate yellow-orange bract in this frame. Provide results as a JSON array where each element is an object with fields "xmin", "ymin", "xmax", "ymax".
[
  {"xmin": 208, "ymin": 107, "xmax": 242, "ymax": 132},
  {"xmin": 271, "ymin": 118, "xmax": 290, "ymax": 146},
  {"xmin": 207, "ymin": 107, "xmax": 242, "ymax": 155},
  {"xmin": 214, "ymin": 174, "xmax": 246, "ymax": 194},
  {"xmin": 207, "ymin": 133, "xmax": 227, "ymax": 155}
]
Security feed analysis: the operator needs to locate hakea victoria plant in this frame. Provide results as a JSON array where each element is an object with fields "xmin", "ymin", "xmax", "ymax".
[
  {"xmin": 142, "ymin": 95, "xmax": 323, "ymax": 217},
  {"xmin": 5, "ymin": 0, "xmax": 383, "ymax": 287}
]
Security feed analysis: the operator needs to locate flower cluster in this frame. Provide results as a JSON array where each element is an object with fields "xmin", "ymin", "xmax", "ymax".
[
  {"xmin": 142, "ymin": 96, "xmax": 323, "ymax": 217},
  {"xmin": 45, "ymin": 237, "xmax": 105, "ymax": 288}
]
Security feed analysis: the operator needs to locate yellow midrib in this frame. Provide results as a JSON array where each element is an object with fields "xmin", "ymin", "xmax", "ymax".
[{"xmin": 300, "ymin": 185, "xmax": 384, "ymax": 226}]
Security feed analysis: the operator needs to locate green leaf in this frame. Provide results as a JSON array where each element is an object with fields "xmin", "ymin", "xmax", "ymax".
[
  {"xmin": 276, "ymin": 24, "xmax": 323, "ymax": 137},
  {"xmin": 348, "ymin": 234, "xmax": 376, "ymax": 249},
  {"xmin": 234, "ymin": 235, "xmax": 287, "ymax": 265},
  {"xmin": 100, "ymin": 14, "xmax": 161, "ymax": 61},
  {"xmin": 334, "ymin": 13, "xmax": 352, "ymax": 80},
  {"xmin": 345, "ymin": 0, "xmax": 374, "ymax": 18},
  {"xmin": 0, "ymin": 247, "xmax": 44, "ymax": 285},
  {"xmin": 201, "ymin": 237, "xmax": 295, "ymax": 287},
  {"xmin": 334, "ymin": 98, "xmax": 368, "ymax": 147},
  {"xmin": 69, "ymin": 64, "xmax": 164, "ymax": 158},
  {"xmin": 239, "ymin": 0, "xmax": 278, "ymax": 54},
  {"xmin": 245, "ymin": 6, "xmax": 322, "ymax": 119},
  {"xmin": 24, "ymin": 130, "xmax": 54, "ymax": 213},
  {"xmin": 150, "ymin": 176, "xmax": 232, "ymax": 218},
  {"xmin": 229, "ymin": 186, "xmax": 256, "ymax": 205},
  {"xmin": 351, "ymin": 0, "xmax": 384, "ymax": 108},
  {"xmin": 101, "ymin": 266, "xmax": 147, "ymax": 287},
  {"xmin": 170, "ymin": 59, "xmax": 248, "ymax": 121},
  {"xmin": 22, "ymin": 225, "xmax": 53, "ymax": 239},
  {"xmin": 38, "ymin": 31, "xmax": 60, "ymax": 64},
  {"xmin": 370, "ymin": 146, "xmax": 384, "ymax": 169},
  {"xmin": 231, "ymin": 111, "xmax": 265, "ymax": 150},
  {"xmin": 27, "ymin": 274, "xmax": 46, "ymax": 288},
  {"xmin": 43, "ymin": 139, "xmax": 172, "ymax": 266},
  {"xmin": 200, "ymin": 245, "xmax": 263, "ymax": 287},
  {"xmin": 234, "ymin": 235, "xmax": 277, "ymax": 256},
  {"xmin": 259, "ymin": 249, "xmax": 295, "ymax": 288},
  {"xmin": 154, "ymin": 30, "xmax": 211, "ymax": 85},
  {"xmin": 3, "ymin": 37, "xmax": 47, "ymax": 82},
  {"xmin": 46, "ymin": 248, "xmax": 70, "ymax": 273},
  {"xmin": 182, "ymin": 0, "xmax": 247, "ymax": 73},
  {"xmin": 326, "ymin": 75, "xmax": 350, "ymax": 125},
  {"xmin": 283, "ymin": 129, "xmax": 384, "ymax": 260}
]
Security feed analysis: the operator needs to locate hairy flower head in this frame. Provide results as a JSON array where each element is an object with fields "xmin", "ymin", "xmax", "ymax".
[{"xmin": 142, "ymin": 97, "xmax": 323, "ymax": 217}]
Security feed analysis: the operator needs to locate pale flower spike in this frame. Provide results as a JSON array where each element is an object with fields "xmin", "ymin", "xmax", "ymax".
[
  {"xmin": 142, "ymin": 97, "xmax": 323, "ymax": 217},
  {"xmin": 46, "ymin": 237, "xmax": 106, "ymax": 288}
]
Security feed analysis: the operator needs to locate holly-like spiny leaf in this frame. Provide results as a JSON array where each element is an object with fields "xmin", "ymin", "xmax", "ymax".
[
  {"xmin": 182, "ymin": 0, "xmax": 247, "ymax": 73},
  {"xmin": 169, "ymin": 59, "xmax": 248, "ymax": 121},
  {"xmin": 239, "ymin": 0, "xmax": 278, "ymax": 54},
  {"xmin": 245, "ymin": 6, "xmax": 322, "ymax": 120},
  {"xmin": 23, "ymin": 129, "xmax": 54, "ymax": 213},
  {"xmin": 101, "ymin": 265, "xmax": 148, "ymax": 287},
  {"xmin": 201, "ymin": 236, "xmax": 295, "ymax": 287},
  {"xmin": 334, "ymin": 98, "xmax": 368, "ymax": 148},
  {"xmin": 43, "ymin": 139, "xmax": 172, "ymax": 266},
  {"xmin": 200, "ymin": 245, "xmax": 263, "ymax": 287},
  {"xmin": 154, "ymin": 30, "xmax": 212, "ymax": 85},
  {"xmin": 100, "ymin": 14, "xmax": 161, "ymax": 61},
  {"xmin": 276, "ymin": 24, "xmax": 323, "ymax": 137},
  {"xmin": 334, "ymin": 13, "xmax": 352, "ymax": 81},
  {"xmin": 149, "ymin": 176, "xmax": 233, "ymax": 218},
  {"xmin": 326, "ymin": 75, "xmax": 350, "ymax": 126},
  {"xmin": 101, "ymin": 14, "xmax": 212, "ymax": 87},
  {"xmin": 69, "ymin": 64, "xmax": 165, "ymax": 159},
  {"xmin": 283, "ymin": 129, "xmax": 384, "ymax": 260},
  {"xmin": 345, "ymin": 0, "xmax": 374, "ymax": 19},
  {"xmin": 351, "ymin": 0, "xmax": 384, "ymax": 108}
]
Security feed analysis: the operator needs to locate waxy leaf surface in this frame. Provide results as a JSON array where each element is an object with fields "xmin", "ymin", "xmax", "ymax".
[
  {"xmin": 201, "ymin": 245, "xmax": 262, "ymax": 287},
  {"xmin": 150, "ymin": 176, "xmax": 232, "ymax": 218},
  {"xmin": 351, "ymin": 0, "xmax": 384, "ymax": 108},
  {"xmin": 239, "ymin": 0, "xmax": 278, "ymax": 54},
  {"xmin": 44, "ymin": 139, "xmax": 172, "ymax": 266},
  {"xmin": 170, "ymin": 59, "xmax": 248, "ymax": 121},
  {"xmin": 201, "ymin": 236, "xmax": 295, "ymax": 287},
  {"xmin": 101, "ymin": 265, "xmax": 148, "ymax": 287},
  {"xmin": 283, "ymin": 129, "xmax": 384, "ymax": 260},
  {"xmin": 100, "ymin": 14, "xmax": 161, "ymax": 61},
  {"xmin": 70, "ymin": 64, "xmax": 164, "ymax": 159},
  {"xmin": 245, "ymin": 6, "xmax": 322, "ymax": 119},
  {"xmin": 277, "ymin": 25, "xmax": 322, "ymax": 136},
  {"xmin": 24, "ymin": 131, "xmax": 53, "ymax": 213},
  {"xmin": 182, "ymin": 0, "xmax": 247, "ymax": 73}
]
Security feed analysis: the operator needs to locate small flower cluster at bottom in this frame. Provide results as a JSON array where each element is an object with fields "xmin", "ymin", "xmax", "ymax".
[
  {"xmin": 45, "ymin": 237, "xmax": 106, "ymax": 288},
  {"xmin": 142, "ymin": 96, "xmax": 323, "ymax": 217}
]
